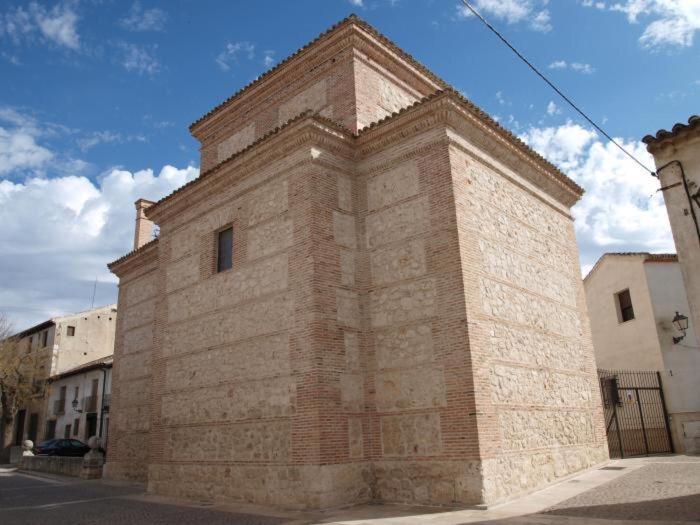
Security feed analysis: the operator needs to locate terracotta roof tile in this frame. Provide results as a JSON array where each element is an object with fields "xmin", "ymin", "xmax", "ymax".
[{"xmin": 643, "ymin": 115, "xmax": 700, "ymax": 146}]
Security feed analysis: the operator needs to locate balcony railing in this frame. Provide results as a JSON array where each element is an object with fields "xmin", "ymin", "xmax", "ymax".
[
  {"xmin": 53, "ymin": 398, "xmax": 65, "ymax": 415},
  {"xmin": 83, "ymin": 395, "xmax": 98, "ymax": 413}
]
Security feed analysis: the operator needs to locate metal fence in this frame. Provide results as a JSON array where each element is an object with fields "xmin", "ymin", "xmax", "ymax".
[{"xmin": 598, "ymin": 369, "xmax": 673, "ymax": 458}]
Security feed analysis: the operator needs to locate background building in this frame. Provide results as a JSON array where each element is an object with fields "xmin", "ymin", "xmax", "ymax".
[
  {"xmin": 584, "ymin": 252, "xmax": 700, "ymax": 453},
  {"xmin": 45, "ymin": 356, "xmax": 112, "ymax": 448},
  {"xmin": 1, "ymin": 305, "xmax": 116, "ymax": 459},
  {"xmin": 643, "ymin": 117, "xmax": 700, "ymax": 351},
  {"xmin": 106, "ymin": 15, "xmax": 607, "ymax": 508}
]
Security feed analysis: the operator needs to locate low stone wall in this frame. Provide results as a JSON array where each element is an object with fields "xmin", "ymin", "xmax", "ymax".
[{"xmin": 20, "ymin": 456, "xmax": 83, "ymax": 477}]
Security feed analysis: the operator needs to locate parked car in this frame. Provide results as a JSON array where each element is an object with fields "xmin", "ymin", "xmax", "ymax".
[{"xmin": 34, "ymin": 439, "xmax": 90, "ymax": 456}]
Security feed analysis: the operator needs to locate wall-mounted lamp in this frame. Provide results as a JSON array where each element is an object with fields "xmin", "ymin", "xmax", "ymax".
[
  {"xmin": 71, "ymin": 398, "xmax": 83, "ymax": 413},
  {"xmin": 672, "ymin": 311, "xmax": 689, "ymax": 344}
]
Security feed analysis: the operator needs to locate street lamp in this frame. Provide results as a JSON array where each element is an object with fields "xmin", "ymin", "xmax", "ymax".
[
  {"xmin": 672, "ymin": 311, "xmax": 689, "ymax": 344},
  {"xmin": 72, "ymin": 398, "xmax": 83, "ymax": 413}
]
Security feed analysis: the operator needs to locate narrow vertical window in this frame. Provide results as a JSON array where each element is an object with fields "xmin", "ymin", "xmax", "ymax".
[
  {"xmin": 217, "ymin": 227, "xmax": 233, "ymax": 273},
  {"xmin": 616, "ymin": 289, "xmax": 635, "ymax": 323},
  {"xmin": 67, "ymin": 326, "xmax": 75, "ymax": 336}
]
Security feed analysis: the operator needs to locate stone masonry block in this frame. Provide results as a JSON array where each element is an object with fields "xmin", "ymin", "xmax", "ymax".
[
  {"xmin": 370, "ymin": 238, "xmax": 426, "ymax": 285},
  {"xmin": 367, "ymin": 161, "xmax": 419, "ymax": 211},
  {"xmin": 376, "ymin": 366, "xmax": 446, "ymax": 411},
  {"xmin": 366, "ymin": 197, "xmax": 430, "ymax": 249},
  {"xmin": 375, "ymin": 323, "xmax": 434, "ymax": 370},
  {"xmin": 370, "ymin": 278, "xmax": 437, "ymax": 328},
  {"xmin": 381, "ymin": 413, "xmax": 443, "ymax": 457}
]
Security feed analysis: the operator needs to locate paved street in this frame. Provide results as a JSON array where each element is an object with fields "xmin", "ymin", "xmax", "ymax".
[{"xmin": 1, "ymin": 455, "xmax": 699, "ymax": 524}]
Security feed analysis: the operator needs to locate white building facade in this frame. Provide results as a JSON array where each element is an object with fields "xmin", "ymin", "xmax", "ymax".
[
  {"xmin": 584, "ymin": 253, "xmax": 700, "ymax": 453},
  {"xmin": 45, "ymin": 357, "xmax": 112, "ymax": 448}
]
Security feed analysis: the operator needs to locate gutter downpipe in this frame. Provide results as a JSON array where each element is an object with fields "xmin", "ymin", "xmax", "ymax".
[{"xmin": 98, "ymin": 366, "xmax": 107, "ymax": 441}]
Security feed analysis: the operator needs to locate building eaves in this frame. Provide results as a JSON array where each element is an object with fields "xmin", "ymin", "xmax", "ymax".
[
  {"xmin": 643, "ymin": 115, "xmax": 700, "ymax": 149},
  {"xmin": 583, "ymin": 252, "xmax": 678, "ymax": 282},
  {"xmin": 188, "ymin": 14, "xmax": 448, "ymax": 134},
  {"xmin": 357, "ymin": 88, "xmax": 583, "ymax": 196},
  {"xmin": 14, "ymin": 319, "xmax": 54, "ymax": 339},
  {"xmin": 49, "ymin": 356, "xmax": 113, "ymax": 382},
  {"xmin": 107, "ymin": 237, "xmax": 159, "ymax": 271},
  {"xmin": 146, "ymin": 111, "xmax": 351, "ymax": 220}
]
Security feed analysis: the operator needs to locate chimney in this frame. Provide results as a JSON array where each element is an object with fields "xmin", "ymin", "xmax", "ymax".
[{"xmin": 133, "ymin": 199, "xmax": 156, "ymax": 250}]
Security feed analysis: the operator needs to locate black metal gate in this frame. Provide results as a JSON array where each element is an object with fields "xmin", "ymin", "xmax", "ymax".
[{"xmin": 598, "ymin": 369, "xmax": 674, "ymax": 458}]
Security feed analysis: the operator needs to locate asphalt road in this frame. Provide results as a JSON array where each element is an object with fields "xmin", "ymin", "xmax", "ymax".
[{"xmin": 0, "ymin": 469, "xmax": 287, "ymax": 525}]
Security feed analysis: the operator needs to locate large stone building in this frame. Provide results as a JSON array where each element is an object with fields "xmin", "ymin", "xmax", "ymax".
[
  {"xmin": 106, "ymin": 15, "xmax": 608, "ymax": 508},
  {"xmin": 643, "ymin": 117, "xmax": 700, "ymax": 346},
  {"xmin": 584, "ymin": 252, "xmax": 700, "ymax": 453}
]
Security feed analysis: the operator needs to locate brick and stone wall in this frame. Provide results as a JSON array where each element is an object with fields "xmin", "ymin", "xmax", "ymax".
[
  {"xmin": 449, "ymin": 140, "xmax": 608, "ymax": 503},
  {"xmin": 105, "ymin": 250, "xmax": 157, "ymax": 482},
  {"xmin": 107, "ymin": 16, "xmax": 607, "ymax": 510}
]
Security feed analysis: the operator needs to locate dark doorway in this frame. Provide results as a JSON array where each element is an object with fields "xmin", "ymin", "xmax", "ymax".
[
  {"xmin": 27, "ymin": 413, "xmax": 38, "ymax": 444},
  {"xmin": 44, "ymin": 420, "xmax": 56, "ymax": 440},
  {"xmin": 599, "ymin": 369, "xmax": 674, "ymax": 458},
  {"xmin": 13, "ymin": 410, "xmax": 26, "ymax": 446},
  {"xmin": 85, "ymin": 413, "xmax": 97, "ymax": 441}
]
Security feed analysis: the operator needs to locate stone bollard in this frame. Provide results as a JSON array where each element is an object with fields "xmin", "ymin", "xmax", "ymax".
[
  {"xmin": 80, "ymin": 436, "xmax": 104, "ymax": 479},
  {"xmin": 22, "ymin": 440, "xmax": 34, "ymax": 457}
]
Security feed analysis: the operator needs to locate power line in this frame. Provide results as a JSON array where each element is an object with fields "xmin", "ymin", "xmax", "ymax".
[{"xmin": 459, "ymin": 0, "xmax": 656, "ymax": 176}]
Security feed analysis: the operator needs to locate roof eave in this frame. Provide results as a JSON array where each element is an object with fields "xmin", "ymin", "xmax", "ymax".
[{"xmin": 188, "ymin": 14, "xmax": 448, "ymax": 139}]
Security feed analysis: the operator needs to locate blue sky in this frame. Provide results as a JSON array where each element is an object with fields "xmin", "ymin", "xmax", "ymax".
[{"xmin": 1, "ymin": 0, "xmax": 698, "ymax": 330}]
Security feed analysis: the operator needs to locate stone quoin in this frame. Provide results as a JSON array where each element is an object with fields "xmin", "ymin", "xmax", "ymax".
[{"xmin": 106, "ymin": 15, "xmax": 608, "ymax": 509}]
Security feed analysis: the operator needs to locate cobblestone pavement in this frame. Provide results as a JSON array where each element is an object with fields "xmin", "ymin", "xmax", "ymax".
[
  {"xmin": 1, "ymin": 456, "xmax": 699, "ymax": 525},
  {"xmin": 541, "ymin": 456, "xmax": 700, "ymax": 523}
]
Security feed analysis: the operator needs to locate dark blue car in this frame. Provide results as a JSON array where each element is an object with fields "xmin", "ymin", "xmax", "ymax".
[{"xmin": 34, "ymin": 439, "xmax": 90, "ymax": 456}]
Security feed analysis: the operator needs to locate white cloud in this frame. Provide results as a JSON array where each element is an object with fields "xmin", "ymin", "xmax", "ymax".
[
  {"xmin": 348, "ymin": 0, "xmax": 364, "ymax": 6},
  {"xmin": 546, "ymin": 101, "xmax": 561, "ymax": 115},
  {"xmin": 520, "ymin": 122, "xmax": 673, "ymax": 274},
  {"xmin": 0, "ymin": 108, "xmax": 55, "ymax": 176},
  {"xmin": 610, "ymin": 0, "xmax": 700, "ymax": 49},
  {"xmin": 582, "ymin": 0, "xmax": 608, "ymax": 9},
  {"xmin": 571, "ymin": 62, "xmax": 595, "ymax": 74},
  {"xmin": 455, "ymin": 0, "xmax": 553, "ymax": 32},
  {"xmin": 0, "ymin": 126, "xmax": 53, "ymax": 175},
  {"xmin": 263, "ymin": 50, "xmax": 275, "ymax": 68},
  {"xmin": 216, "ymin": 41, "xmax": 256, "ymax": 71},
  {"xmin": 119, "ymin": 2, "xmax": 167, "ymax": 32},
  {"xmin": 548, "ymin": 60, "xmax": 595, "ymax": 74},
  {"xmin": 531, "ymin": 9, "xmax": 553, "ymax": 32},
  {"xmin": 77, "ymin": 131, "xmax": 147, "ymax": 152},
  {"xmin": 117, "ymin": 42, "xmax": 161, "ymax": 75},
  {"xmin": 0, "ymin": 165, "xmax": 199, "ymax": 331},
  {"xmin": 0, "ymin": 2, "xmax": 80, "ymax": 50}
]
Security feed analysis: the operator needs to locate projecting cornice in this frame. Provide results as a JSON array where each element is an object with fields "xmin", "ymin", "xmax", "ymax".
[
  {"xmin": 356, "ymin": 90, "xmax": 583, "ymax": 208},
  {"xmin": 146, "ymin": 112, "xmax": 354, "ymax": 225},
  {"xmin": 108, "ymin": 237, "xmax": 159, "ymax": 278}
]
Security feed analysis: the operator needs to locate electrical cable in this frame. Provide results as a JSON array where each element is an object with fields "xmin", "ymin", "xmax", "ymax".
[{"xmin": 459, "ymin": 0, "xmax": 657, "ymax": 176}]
